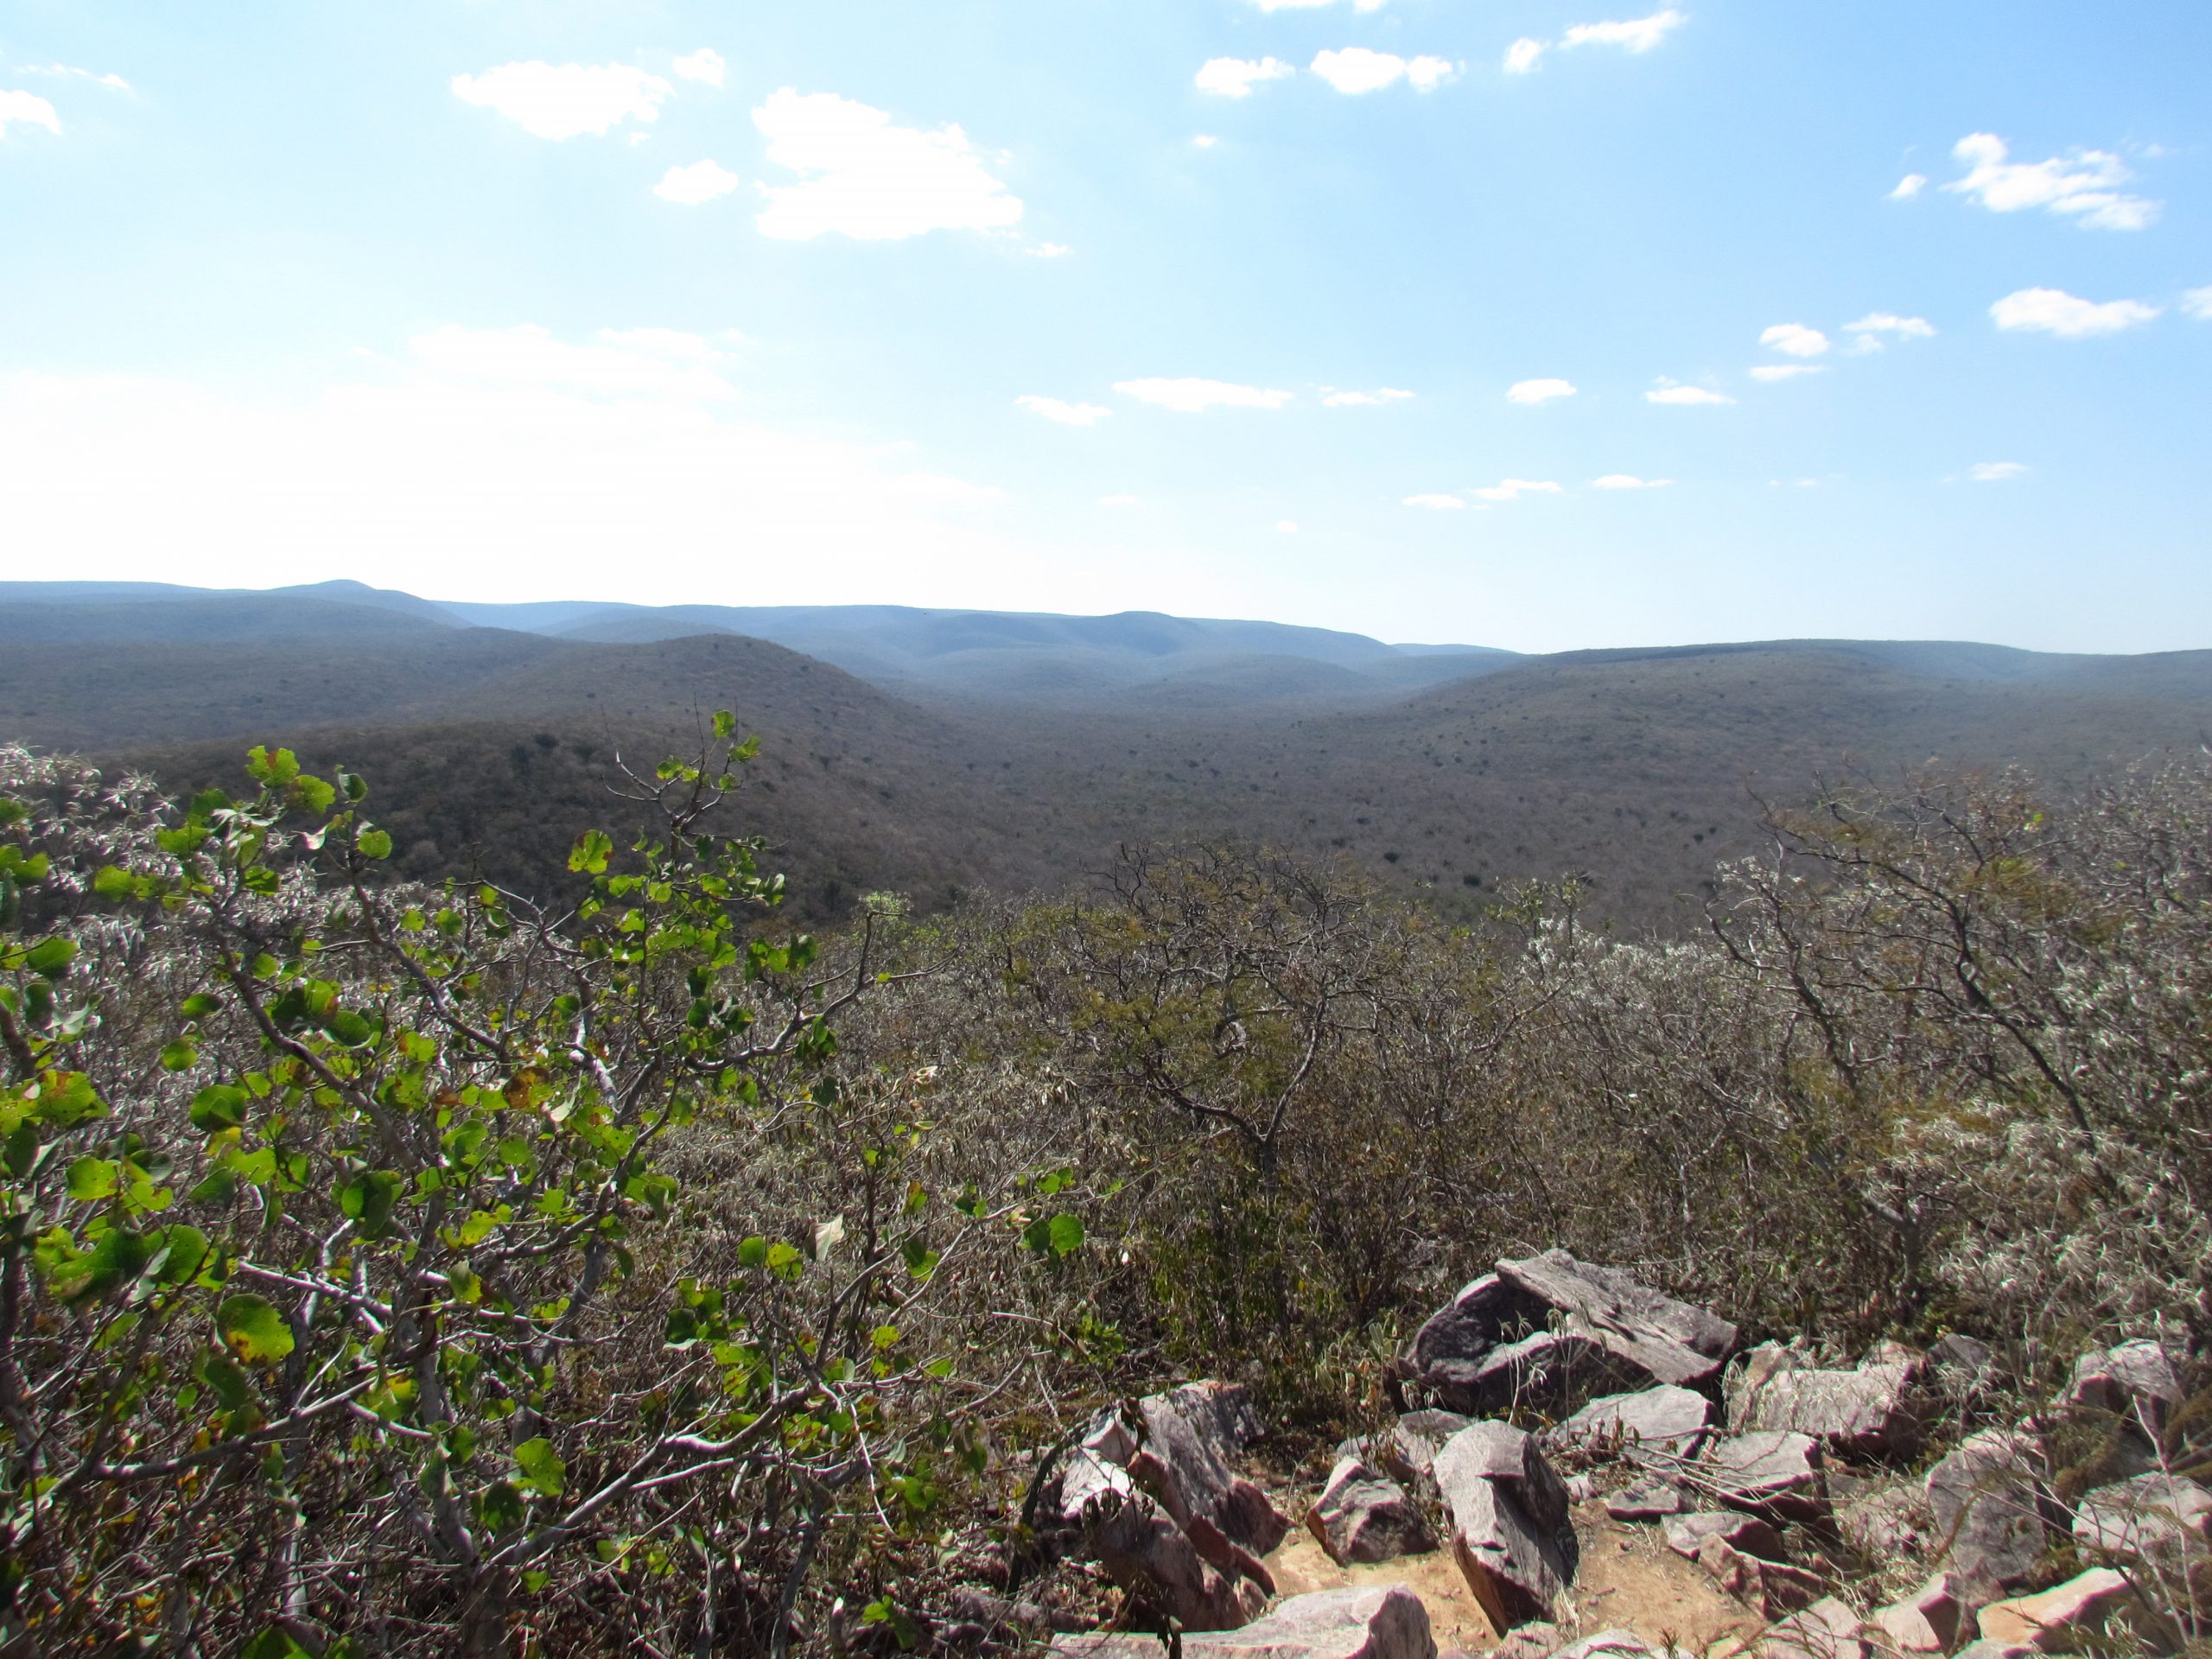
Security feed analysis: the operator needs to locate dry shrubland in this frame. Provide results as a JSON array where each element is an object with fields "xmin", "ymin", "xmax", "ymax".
[{"xmin": 3, "ymin": 730, "xmax": 2208, "ymax": 1655}]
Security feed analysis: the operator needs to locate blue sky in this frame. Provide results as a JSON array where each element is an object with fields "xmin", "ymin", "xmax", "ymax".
[{"xmin": 1, "ymin": 2, "xmax": 2206, "ymax": 652}]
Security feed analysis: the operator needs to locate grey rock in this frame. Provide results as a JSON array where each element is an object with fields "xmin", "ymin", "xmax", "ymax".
[
  {"xmin": 1728, "ymin": 1344, "xmax": 1927, "ymax": 1461},
  {"xmin": 2072, "ymin": 1471, "xmax": 2212, "ymax": 1566},
  {"xmin": 2065, "ymin": 1339, "xmax": 2182, "ymax": 1441},
  {"xmin": 1485, "ymin": 1623, "xmax": 1562, "ymax": 1659},
  {"xmin": 1761, "ymin": 1597, "xmax": 1866, "ymax": 1659},
  {"xmin": 1698, "ymin": 1535, "xmax": 1826, "ymax": 1618},
  {"xmin": 1307, "ymin": 1457, "xmax": 1438, "ymax": 1567},
  {"xmin": 1460, "ymin": 1329, "xmax": 1651, "ymax": 1418},
  {"xmin": 1924, "ymin": 1430, "xmax": 2053, "ymax": 1592},
  {"xmin": 1835, "ymin": 1483, "xmax": 1929, "ymax": 1560},
  {"xmin": 1606, "ymin": 1476, "xmax": 1685, "ymax": 1520},
  {"xmin": 1872, "ymin": 1573, "xmax": 1966, "ymax": 1656},
  {"xmin": 1053, "ymin": 1584, "xmax": 1436, "ymax": 1659},
  {"xmin": 1082, "ymin": 1488, "xmax": 1270, "ymax": 1631},
  {"xmin": 1401, "ymin": 1273, "xmax": 1558, "ymax": 1414},
  {"xmin": 1949, "ymin": 1644, "xmax": 2030, "ymax": 1659},
  {"xmin": 1698, "ymin": 1432, "xmax": 1827, "ymax": 1522},
  {"xmin": 1434, "ymin": 1421, "xmax": 1570, "ymax": 1534},
  {"xmin": 1341, "ymin": 1410, "xmax": 1474, "ymax": 1497},
  {"xmin": 1662, "ymin": 1510, "xmax": 1785, "ymax": 1563},
  {"xmin": 1551, "ymin": 1385, "xmax": 1714, "ymax": 1465},
  {"xmin": 1163, "ymin": 1380, "xmax": 1270, "ymax": 1460},
  {"xmin": 1497, "ymin": 1249, "xmax": 1740, "ymax": 1389},
  {"xmin": 1975, "ymin": 1568, "xmax": 2132, "ymax": 1652},
  {"xmin": 1433, "ymin": 1421, "xmax": 1576, "ymax": 1627},
  {"xmin": 1135, "ymin": 1386, "xmax": 1293, "ymax": 1553},
  {"xmin": 1553, "ymin": 1633, "xmax": 1667, "ymax": 1659}
]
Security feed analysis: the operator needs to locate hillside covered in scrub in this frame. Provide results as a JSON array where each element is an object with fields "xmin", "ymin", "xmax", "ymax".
[{"xmin": 3, "ymin": 716, "xmax": 2209, "ymax": 1656}]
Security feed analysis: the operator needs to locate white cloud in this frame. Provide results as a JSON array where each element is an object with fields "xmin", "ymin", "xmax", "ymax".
[
  {"xmin": 451, "ymin": 61, "xmax": 673, "ymax": 140},
  {"xmin": 1561, "ymin": 10, "xmax": 1687, "ymax": 53},
  {"xmin": 1844, "ymin": 312, "xmax": 1936, "ymax": 340},
  {"xmin": 595, "ymin": 327, "xmax": 722, "ymax": 361},
  {"xmin": 1749, "ymin": 364, "xmax": 1825, "ymax": 382},
  {"xmin": 1196, "ymin": 57, "xmax": 1295, "ymax": 99},
  {"xmin": 1248, "ymin": 0, "xmax": 1392, "ymax": 10},
  {"xmin": 2181, "ymin": 286, "xmax": 2212, "ymax": 321},
  {"xmin": 1646, "ymin": 383, "xmax": 1733, "ymax": 405},
  {"xmin": 1192, "ymin": 134, "xmax": 1220, "ymax": 149},
  {"xmin": 1591, "ymin": 474, "xmax": 1670, "ymax": 489},
  {"xmin": 672, "ymin": 48, "xmax": 726, "ymax": 88},
  {"xmin": 1403, "ymin": 493, "xmax": 1466, "ymax": 510},
  {"xmin": 1027, "ymin": 242, "xmax": 1072, "ymax": 258},
  {"xmin": 653, "ymin": 159, "xmax": 741, "ymax": 204},
  {"xmin": 1014, "ymin": 395, "xmax": 1111, "ymax": 427},
  {"xmin": 1097, "ymin": 493, "xmax": 1141, "ymax": 508},
  {"xmin": 1277, "ymin": 520, "xmax": 1300, "ymax": 534},
  {"xmin": 1503, "ymin": 38, "xmax": 1548, "ymax": 73},
  {"xmin": 753, "ymin": 89, "xmax": 1022, "ymax": 242},
  {"xmin": 1759, "ymin": 323, "xmax": 1829, "ymax": 358},
  {"xmin": 1989, "ymin": 287, "xmax": 2160, "ymax": 338},
  {"xmin": 1309, "ymin": 49, "xmax": 1458, "ymax": 94},
  {"xmin": 1469, "ymin": 478, "xmax": 1563, "ymax": 502},
  {"xmin": 22, "ymin": 64, "xmax": 131, "ymax": 92},
  {"xmin": 1322, "ymin": 387, "xmax": 1414, "ymax": 407},
  {"xmin": 1969, "ymin": 461, "xmax": 2029, "ymax": 482},
  {"xmin": 1889, "ymin": 173, "xmax": 1928, "ymax": 200},
  {"xmin": 1507, "ymin": 378, "xmax": 1577, "ymax": 404},
  {"xmin": 0, "ymin": 332, "xmax": 1026, "ymax": 607},
  {"xmin": 409, "ymin": 325, "xmax": 735, "ymax": 401},
  {"xmin": 1115, "ymin": 378, "xmax": 1294, "ymax": 412},
  {"xmin": 0, "ymin": 89, "xmax": 62, "ymax": 137},
  {"xmin": 1943, "ymin": 132, "xmax": 2160, "ymax": 231}
]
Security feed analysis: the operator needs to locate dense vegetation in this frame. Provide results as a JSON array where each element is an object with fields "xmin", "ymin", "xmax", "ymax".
[{"xmin": 3, "ymin": 710, "xmax": 2208, "ymax": 1654}]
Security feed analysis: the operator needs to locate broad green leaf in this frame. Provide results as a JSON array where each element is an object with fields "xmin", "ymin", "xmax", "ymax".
[
  {"xmin": 356, "ymin": 827, "xmax": 393, "ymax": 861},
  {"xmin": 66, "ymin": 1157, "xmax": 118, "ymax": 1202},
  {"xmin": 24, "ymin": 936, "xmax": 76, "ymax": 979},
  {"xmin": 1047, "ymin": 1213, "xmax": 1085, "ymax": 1258},
  {"xmin": 159, "ymin": 1039, "xmax": 199, "ymax": 1072},
  {"xmin": 514, "ymin": 1436, "xmax": 565, "ymax": 1497},
  {"xmin": 338, "ymin": 1169, "xmax": 403, "ymax": 1236},
  {"xmin": 190, "ymin": 1084, "xmax": 247, "ymax": 1131},
  {"xmin": 569, "ymin": 830, "xmax": 614, "ymax": 875},
  {"xmin": 217, "ymin": 1293, "xmax": 295, "ymax": 1363}
]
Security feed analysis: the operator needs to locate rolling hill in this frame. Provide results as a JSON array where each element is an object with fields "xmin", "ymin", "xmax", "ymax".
[{"xmin": 3, "ymin": 582, "xmax": 2207, "ymax": 929}]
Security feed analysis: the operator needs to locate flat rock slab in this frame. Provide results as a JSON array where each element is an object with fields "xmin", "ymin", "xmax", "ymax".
[
  {"xmin": 2074, "ymin": 1471, "xmax": 2212, "ymax": 1567},
  {"xmin": 1698, "ymin": 1433, "xmax": 1827, "ymax": 1522},
  {"xmin": 1137, "ymin": 1386, "xmax": 1294, "ymax": 1553},
  {"xmin": 1697, "ymin": 1536, "xmax": 1826, "ymax": 1619},
  {"xmin": 1607, "ymin": 1477, "xmax": 1686, "ymax": 1521},
  {"xmin": 1872, "ymin": 1573, "xmax": 1965, "ymax": 1656},
  {"xmin": 1923, "ymin": 1430, "xmax": 2052, "ymax": 1591},
  {"xmin": 1976, "ymin": 1569, "xmax": 2133, "ymax": 1652},
  {"xmin": 1436, "ymin": 1422, "xmax": 1571, "ymax": 1535},
  {"xmin": 1553, "ymin": 1386, "xmax": 1714, "ymax": 1465},
  {"xmin": 1497, "ymin": 1250, "xmax": 1739, "ymax": 1390},
  {"xmin": 1402, "ymin": 1274, "xmax": 1559, "ymax": 1415},
  {"xmin": 1663, "ymin": 1511, "xmax": 1785, "ymax": 1564},
  {"xmin": 1308, "ymin": 1457, "xmax": 1439, "ymax": 1567},
  {"xmin": 1553, "ymin": 1631, "xmax": 1669, "ymax": 1659},
  {"xmin": 1760, "ymin": 1597, "xmax": 1866, "ymax": 1659},
  {"xmin": 1727, "ymin": 1344, "xmax": 1926, "ymax": 1462},
  {"xmin": 1054, "ymin": 1585, "xmax": 1437, "ymax": 1659}
]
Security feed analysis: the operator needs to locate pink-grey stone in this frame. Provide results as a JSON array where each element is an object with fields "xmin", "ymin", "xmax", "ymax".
[
  {"xmin": 1307, "ymin": 1457, "xmax": 1439, "ymax": 1567},
  {"xmin": 1698, "ymin": 1432, "xmax": 1827, "ymax": 1522}
]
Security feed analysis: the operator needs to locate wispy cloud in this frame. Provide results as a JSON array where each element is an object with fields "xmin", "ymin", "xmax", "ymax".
[
  {"xmin": 1249, "ymin": 0, "xmax": 1390, "ymax": 10},
  {"xmin": 1507, "ymin": 378, "xmax": 1577, "ymax": 404},
  {"xmin": 1990, "ymin": 287, "xmax": 2160, "ymax": 338},
  {"xmin": 1845, "ymin": 313, "xmax": 1936, "ymax": 340},
  {"xmin": 671, "ymin": 48, "xmax": 726, "ymax": 88},
  {"xmin": 1469, "ymin": 478, "xmax": 1563, "ymax": 502},
  {"xmin": 1015, "ymin": 395, "xmax": 1110, "ymax": 427},
  {"xmin": 2181, "ymin": 286, "xmax": 2212, "ymax": 321},
  {"xmin": 1943, "ymin": 132, "xmax": 2160, "ymax": 231},
  {"xmin": 452, "ymin": 61, "xmax": 674, "ymax": 140},
  {"xmin": 1888, "ymin": 173, "xmax": 1927, "ymax": 200},
  {"xmin": 1968, "ymin": 461, "xmax": 2029, "ymax": 482},
  {"xmin": 1561, "ymin": 10, "xmax": 1688, "ymax": 53},
  {"xmin": 1646, "ymin": 382, "xmax": 1733, "ymax": 405},
  {"xmin": 21, "ymin": 63, "xmax": 132, "ymax": 92},
  {"xmin": 1503, "ymin": 38, "xmax": 1548, "ymax": 73},
  {"xmin": 753, "ymin": 90, "xmax": 1022, "ymax": 241},
  {"xmin": 1115, "ymin": 378, "xmax": 1294, "ymax": 412},
  {"xmin": 1309, "ymin": 49, "xmax": 1458, "ymax": 93},
  {"xmin": 1321, "ymin": 387, "xmax": 1414, "ymax": 407},
  {"xmin": 1195, "ymin": 58, "xmax": 1295, "ymax": 99},
  {"xmin": 653, "ymin": 160, "xmax": 741, "ymax": 204},
  {"xmin": 1403, "ymin": 493, "xmax": 1466, "ymax": 510},
  {"xmin": 1027, "ymin": 242, "xmax": 1072, "ymax": 258},
  {"xmin": 1749, "ymin": 365, "xmax": 1824, "ymax": 383},
  {"xmin": 1591, "ymin": 474, "xmax": 1671, "ymax": 489}
]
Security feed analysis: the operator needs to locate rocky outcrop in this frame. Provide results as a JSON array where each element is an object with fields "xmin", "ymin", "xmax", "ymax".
[
  {"xmin": 1307, "ymin": 1457, "xmax": 1438, "ymax": 1566},
  {"xmin": 1923, "ymin": 1430, "xmax": 2053, "ymax": 1592},
  {"xmin": 1761, "ymin": 1597, "xmax": 1867, "ymax": 1659},
  {"xmin": 1053, "ymin": 1585, "xmax": 1437, "ymax": 1659},
  {"xmin": 1549, "ymin": 1385, "xmax": 1713, "ymax": 1465},
  {"xmin": 2071, "ymin": 1471, "xmax": 2212, "ymax": 1567},
  {"xmin": 1696, "ymin": 1535, "xmax": 1826, "ymax": 1618},
  {"xmin": 1975, "ymin": 1569, "xmax": 2133, "ymax": 1652},
  {"xmin": 1663, "ymin": 1510, "xmax": 1786, "ymax": 1563},
  {"xmin": 1132, "ymin": 1385, "xmax": 1294, "ymax": 1554},
  {"xmin": 1550, "ymin": 1632, "xmax": 1668, "ymax": 1659},
  {"xmin": 1605, "ymin": 1477, "xmax": 1683, "ymax": 1521},
  {"xmin": 1726, "ymin": 1344, "xmax": 1927, "ymax": 1461},
  {"xmin": 1399, "ymin": 1255, "xmax": 1737, "ymax": 1418},
  {"xmin": 1433, "ymin": 1421, "xmax": 1577, "ymax": 1629},
  {"xmin": 1697, "ymin": 1432, "xmax": 1827, "ymax": 1522},
  {"xmin": 2064, "ymin": 1339, "xmax": 2181, "ymax": 1440},
  {"xmin": 1342, "ymin": 1409, "xmax": 1472, "ymax": 1499}
]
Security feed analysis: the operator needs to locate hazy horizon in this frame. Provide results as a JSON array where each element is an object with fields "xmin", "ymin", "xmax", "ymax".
[{"xmin": 2, "ymin": 4, "xmax": 2207, "ymax": 655}]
